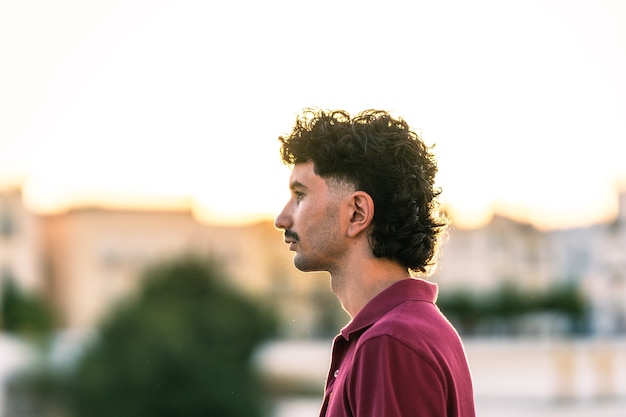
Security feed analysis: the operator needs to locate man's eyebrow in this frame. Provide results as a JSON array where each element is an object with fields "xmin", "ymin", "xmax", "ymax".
[{"xmin": 289, "ymin": 180, "xmax": 307, "ymax": 190}]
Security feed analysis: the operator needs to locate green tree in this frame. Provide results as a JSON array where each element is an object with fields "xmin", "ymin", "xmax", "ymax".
[
  {"xmin": 69, "ymin": 256, "xmax": 276, "ymax": 417},
  {"xmin": 437, "ymin": 280, "xmax": 589, "ymax": 336},
  {"xmin": 435, "ymin": 289, "xmax": 480, "ymax": 334},
  {"xmin": 0, "ymin": 276, "xmax": 55, "ymax": 344}
]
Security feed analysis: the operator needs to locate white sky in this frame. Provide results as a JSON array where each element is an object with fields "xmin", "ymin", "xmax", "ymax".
[{"xmin": 1, "ymin": 0, "xmax": 625, "ymax": 229}]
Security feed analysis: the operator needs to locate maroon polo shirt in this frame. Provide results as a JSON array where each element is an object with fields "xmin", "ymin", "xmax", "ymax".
[{"xmin": 319, "ymin": 278, "xmax": 475, "ymax": 417}]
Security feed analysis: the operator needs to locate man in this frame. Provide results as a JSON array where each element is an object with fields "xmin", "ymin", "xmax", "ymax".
[{"xmin": 275, "ymin": 109, "xmax": 475, "ymax": 417}]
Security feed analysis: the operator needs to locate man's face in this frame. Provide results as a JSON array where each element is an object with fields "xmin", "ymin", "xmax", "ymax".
[{"xmin": 275, "ymin": 161, "xmax": 351, "ymax": 272}]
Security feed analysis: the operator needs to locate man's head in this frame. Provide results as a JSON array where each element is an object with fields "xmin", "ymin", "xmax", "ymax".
[{"xmin": 276, "ymin": 109, "xmax": 447, "ymax": 274}]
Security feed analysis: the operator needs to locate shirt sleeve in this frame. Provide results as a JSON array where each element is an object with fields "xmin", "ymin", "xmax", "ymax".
[{"xmin": 346, "ymin": 335, "xmax": 447, "ymax": 417}]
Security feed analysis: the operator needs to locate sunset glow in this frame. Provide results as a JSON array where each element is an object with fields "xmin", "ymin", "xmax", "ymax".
[{"xmin": 1, "ymin": 0, "xmax": 625, "ymax": 229}]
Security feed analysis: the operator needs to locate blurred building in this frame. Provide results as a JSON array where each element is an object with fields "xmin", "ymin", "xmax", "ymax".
[
  {"xmin": 564, "ymin": 191, "xmax": 626, "ymax": 335},
  {"xmin": 434, "ymin": 214, "xmax": 554, "ymax": 291},
  {"xmin": 0, "ymin": 187, "xmax": 329, "ymax": 335},
  {"xmin": 1, "ymin": 186, "xmax": 625, "ymax": 336},
  {"xmin": 433, "ymin": 190, "xmax": 626, "ymax": 335},
  {"xmin": 0, "ymin": 188, "xmax": 42, "ymax": 294}
]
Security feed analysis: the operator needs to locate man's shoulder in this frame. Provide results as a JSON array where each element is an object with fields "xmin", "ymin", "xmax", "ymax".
[{"xmin": 359, "ymin": 298, "xmax": 462, "ymax": 354}]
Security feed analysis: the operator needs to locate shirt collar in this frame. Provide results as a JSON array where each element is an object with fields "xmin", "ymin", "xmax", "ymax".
[{"xmin": 340, "ymin": 278, "xmax": 438, "ymax": 341}]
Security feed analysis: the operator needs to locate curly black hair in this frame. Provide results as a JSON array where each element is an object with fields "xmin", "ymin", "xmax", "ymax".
[{"xmin": 278, "ymin": 109, "xmax": 448, "ymax": 274}]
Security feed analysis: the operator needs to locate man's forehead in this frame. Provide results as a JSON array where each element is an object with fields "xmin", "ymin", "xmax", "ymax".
[
  {"xmin": 289, "ymin": 161, "xmax": 356, "ymax": 194},
  {"xmin": 289, "ymin": 161, "xmax": 318, "ymax": 186}
]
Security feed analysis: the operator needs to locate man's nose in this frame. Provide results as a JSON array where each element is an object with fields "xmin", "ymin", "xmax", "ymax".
[{"xmin": 274, "ymin": 203, "xmax": 292, "ymax": 231}]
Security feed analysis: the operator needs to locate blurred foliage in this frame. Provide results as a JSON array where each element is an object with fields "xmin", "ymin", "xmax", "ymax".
[
  {"xmin": 65, "ymin": 255, "xmax": 277, "ymax": 417},
  {"xmin": 438, "ymin": 281, "xmax": 589, "ymax": 336},
  {"xmin": 5, "ymin": 367, "xmax": 69, "ymax": 417},
  {"xmin": 310, "ymin": 285, "xmax": 350, "ymax": 338},
  {"xmin": 0, "ymin": 276, "xmax": 56, "ymax": 344}
]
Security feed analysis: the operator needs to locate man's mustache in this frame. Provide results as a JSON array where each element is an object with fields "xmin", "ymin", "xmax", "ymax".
[{"xmin": 285, "ymin": 230, "xmax": 299, "ymax": 241}]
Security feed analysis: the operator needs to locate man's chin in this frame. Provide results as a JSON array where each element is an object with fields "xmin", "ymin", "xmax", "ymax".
[
  {"xmin": 293, "ymin": 256, "xmax": 324, "ymax": 273},
  {"xmin": 293, "ymin": 255, "xmax": 309, "ymax": 272}
]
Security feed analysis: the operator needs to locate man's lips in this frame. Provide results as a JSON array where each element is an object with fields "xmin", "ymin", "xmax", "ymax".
[{"xmin": 283, "ymin": 230, "xmax": 299, "ymax": 248}]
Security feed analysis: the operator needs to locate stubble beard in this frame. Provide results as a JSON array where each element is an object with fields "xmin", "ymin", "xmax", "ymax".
[
  {"xmin": 292, "ymin": 187, "xmax": 347, "ymax": 274},
  {"xmin": 292, "ymin": 231, "xmax": 342, "ymax": 274}
]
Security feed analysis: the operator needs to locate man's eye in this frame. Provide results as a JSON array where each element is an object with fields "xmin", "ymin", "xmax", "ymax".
[{"xmin": 295, "ymin": 191, "xmax": 304, "ymax": 200}]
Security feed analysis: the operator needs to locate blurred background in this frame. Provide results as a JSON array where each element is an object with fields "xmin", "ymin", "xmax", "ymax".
[{"xmin": 1, "ymin": 0, "xmax": 625, "ymax": 416}]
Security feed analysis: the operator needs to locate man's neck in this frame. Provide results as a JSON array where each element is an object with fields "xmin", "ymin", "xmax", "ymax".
[{"xmin": 331, "ymin": 259, "xmax": 411, "ymax": 317}]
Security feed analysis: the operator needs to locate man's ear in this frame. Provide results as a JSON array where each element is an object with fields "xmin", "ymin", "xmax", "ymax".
[{"xmin": 346, "ymin": 191, "xmax": 374, "ymax": 238}]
